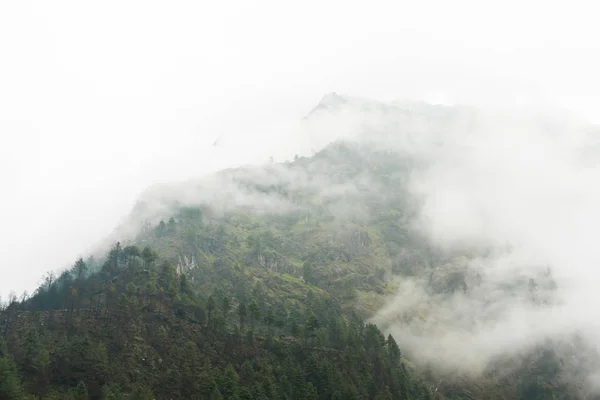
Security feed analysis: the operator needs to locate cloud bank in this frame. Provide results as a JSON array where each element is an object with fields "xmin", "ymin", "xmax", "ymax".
[{"xmin": 330, "ymin": 96, "xmax": 600, "ymax": 385}]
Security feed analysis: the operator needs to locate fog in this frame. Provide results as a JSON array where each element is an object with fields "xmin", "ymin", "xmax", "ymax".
[
  {"xmin": 362, "ymin": 104, "xmax": 600, "ymax": 383},
  {"xmin": 4, "ymin": 6, "xmax": 600, "ymax": 387},
  {"xmin": 100, "ymin": 90, "xmax": 600, "ymax": 386},
  {"xmin": 282, "ymin": 93, "xmax": 600, "ymax": 387}
]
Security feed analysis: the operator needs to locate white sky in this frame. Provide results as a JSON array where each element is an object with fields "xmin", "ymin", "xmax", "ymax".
[{"xmin": 1, "ymin": 0, "xmax": 600, "ymax": 297}]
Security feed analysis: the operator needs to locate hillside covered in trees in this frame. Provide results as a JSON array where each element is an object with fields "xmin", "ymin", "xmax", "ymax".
[
  {"xmin": 1, "ymin": 114, "xmax": 595, "ymax": 399},
  {"xmin": 1, "ymin": 242, "xmax": 434, "ymax": 400}
]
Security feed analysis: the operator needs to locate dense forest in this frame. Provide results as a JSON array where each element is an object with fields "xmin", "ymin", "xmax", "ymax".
[
  {"xmin": 0, "ymin": 141, "xmax": 588, "ymax": 399},
  {"xmin": 0, "ymin": 241, "xmax": 435, "ymax": 399}
]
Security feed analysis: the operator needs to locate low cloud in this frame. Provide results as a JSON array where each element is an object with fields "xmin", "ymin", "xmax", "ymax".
[
  {"xmin": 90, "ymin": 92, "xmax": 600, "ymax": 389},
  {"xmin": 341, "ymin": 96, "xmax": 600, "ymax": 386}
]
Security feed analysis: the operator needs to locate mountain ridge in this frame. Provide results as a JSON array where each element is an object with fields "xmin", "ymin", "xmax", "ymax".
[{"xmin": 4, "ymin": 94, "xmax": 600, "ymax": 399}]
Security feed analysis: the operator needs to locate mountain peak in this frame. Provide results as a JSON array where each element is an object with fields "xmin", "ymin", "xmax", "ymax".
[
  {"xmin": 304, "ymin": 92, "xmax": 348, "ymax": 118},
  {"xmin": 318, "ymin": 92, "xmax": 345, "ymax": 107}
]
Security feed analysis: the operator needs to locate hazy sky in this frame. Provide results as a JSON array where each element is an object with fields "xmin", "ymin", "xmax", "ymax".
[{"xmin": 2, "ymin": 0, "xmax": 600, "ymax": 297}]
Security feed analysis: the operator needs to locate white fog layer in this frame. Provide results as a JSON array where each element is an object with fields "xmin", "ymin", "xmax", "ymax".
[{"xmin": 98, "ymin": 94, "xmax": 600, "ymax": 385}]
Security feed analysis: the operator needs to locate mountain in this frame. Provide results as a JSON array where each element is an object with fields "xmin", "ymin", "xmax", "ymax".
[{"xmin": 1, "ymin": 94, "xmax": 598, "ymax": 399}]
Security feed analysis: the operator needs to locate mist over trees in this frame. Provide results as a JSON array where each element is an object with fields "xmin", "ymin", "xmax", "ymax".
[{"xmin": 3, "ymin": 94, "xmax": 600, "ymax": 399}]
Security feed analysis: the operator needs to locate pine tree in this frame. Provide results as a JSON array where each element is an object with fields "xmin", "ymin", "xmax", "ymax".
[
  {"xmin": 238, "ymin": 303, "xmax": 247, "ymax": 331},
  {"xmin": 217, "ymin": 364, "xmax": 239, "ymax": 398},
  {"xmin": 248, "ymin": 299, "xmax": 260, "ymax": 332},
  {"xmin": 207, "ymin": 296, "xmax": 216, "ymax": 322},
  {"xmin": 210, "ymin": 387, "xmax": 224, "ymax": 400},
  {"xmin": 304, "ymin": 313, "xmax": 320, "ymax": 345},
  {"xmin": 305, "ymin": 382, "xmax": 319, "ymax": 400},
  {"xmin": 387, "ymin": 334, "xmax": 401, "ymax": 365},
  {"xmin": 73, "ymin": 380, "xmax": 88, "ymax": 400},
  {"xmin": 131, "ymin": 385, "xmax": 154, "ymax": 400},
  {"xmin": 0, "ymin": 355, "xmax": 24, "ymax": 399},
  {"xmin": 102, "ymin": 383, "xmax": 126, "ymax": 400},
  {"xmin": 73, "ymin": 258, "xmax": 88, "ymax": 282},
  {"xmin": 222, "ymin": 296, "xmax": 231, "ymax": 316},
  {"xmin": 264, "ymin": 307, "xmax": 275, "ymax": 335}
]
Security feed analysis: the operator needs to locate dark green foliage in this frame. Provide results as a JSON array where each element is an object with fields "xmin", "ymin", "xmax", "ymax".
[
  {"xmin": 0, "ymin": 353, "xmax": 24, "ymax": 399},
  {"xmin": 0, "ymin": 141, "xmax": 578, "ymax": 399},
  {"xmin": 0, "ymin": 243, "xmax": 437, "ymax": 400},
  {"xmin": 73, "ymin": 380, "xmax": 88, "ymax": 400},
  {"xmin": 247, "ymin": 299, "xmax": 260, "ymax": 331}
]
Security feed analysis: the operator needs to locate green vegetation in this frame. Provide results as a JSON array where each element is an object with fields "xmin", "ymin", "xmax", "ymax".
[
  {"xmin": 0, "ymin": 240, "xmax": 434, "ymax": 399},
  {"xmin": 0, "ymin": 141, "xmax": 583, "ymax": 399}
]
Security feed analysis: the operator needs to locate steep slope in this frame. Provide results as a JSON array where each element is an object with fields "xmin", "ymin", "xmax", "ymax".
[
  {"xmin": 2, "ymin": 243, "xmax": 433, "ymax": 399},
  {"xmin": 119, "ymin": 139, "xmax": 586, "ymax": 399},
  {"xmin": 0, "ymin": 140, "xmax": 441, "ymax": 400},
  {"xmin": 123, "ymin": 141, "xmax": 436, "ymax": 314},
  {"xmin": 3, "ymin": 94, "xmax": 599, "ymax": 399}
]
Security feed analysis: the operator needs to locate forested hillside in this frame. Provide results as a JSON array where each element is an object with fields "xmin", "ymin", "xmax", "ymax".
[{"xmin": 0, "ymin": 139, "xmax": 590, "ymax": 399}]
